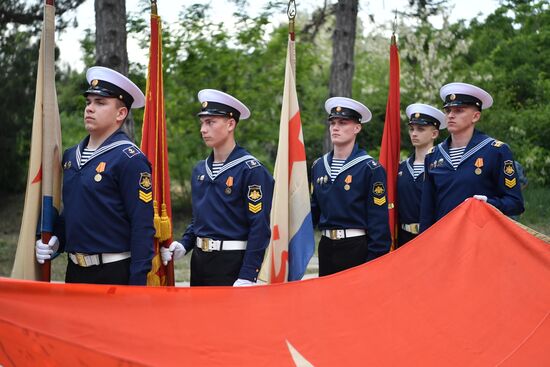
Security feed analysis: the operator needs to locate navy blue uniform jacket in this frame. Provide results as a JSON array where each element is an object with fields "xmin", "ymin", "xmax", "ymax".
[
  {"xmin": 311, "ymin": 144, "xmax": 391, "ymax": 261},
  {"xmin": 180, "ymin": 145, "xmax": 274, "ymax": 282},
  {"xmin": 397, "ymin": 155, "xmax": 424, "ymax": 225},
  {"xmin": 420, "ymin": 129, "xmax": 524, "ymax": 232},
  {"xmin": 58, "ymin": 130, "xmax": 155, "ymax": 285}
]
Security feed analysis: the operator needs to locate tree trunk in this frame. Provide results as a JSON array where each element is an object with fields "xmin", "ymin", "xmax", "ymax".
[
  {"xmin": 94, "ymin": 0, "xmax": 134, "ymax": 140},
  {"xmin": 324, "ymin": 0, "xmax": 358, "ymax": 153}
]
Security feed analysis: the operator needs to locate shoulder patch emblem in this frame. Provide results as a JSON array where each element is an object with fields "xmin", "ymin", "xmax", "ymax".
[
  {"xmin": 248, "ymin": 185, "xmax": 263, "ymax": 213},
  {"xmin": 503, "ymin": 160, "xmax": 515, "ymax": 177},
  {"xmin": 246, "ymin": 159, "xmax": 260, "ymax": 169},
  {"xmin": 492, "ymin": 140, "xmax": 504, "ymax": 148},
  {"xmin": 373, "ymin": 182, "xmax": 387, "ymax": 206},
  {"xmin": 248, "ymin": 185, "xmax": 262, "ymax": 202},
  {"xmin": 123, "ymin": 146, "xmax": 140, "ymax": 158},
  {"xmin": 367, "ymin": 160, "xmax": 379, "ymax": 169},
  {"xmin": 373, "ymin": 182, "xmax": 385, "ymax": 196},
  {"xmin": 139, "ymin": 172, "xmax": 152, "ymax": 190}
]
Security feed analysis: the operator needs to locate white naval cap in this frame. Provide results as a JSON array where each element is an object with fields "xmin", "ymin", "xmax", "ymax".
[
  {"xmin": 324, "ymin": 96, "xmax": 372, "ymax": 123},
  {"xmin": 197, "ymin": 89, "xmax": 251, "ymax": 121},
  {"xmin": 406, "ymin": 103, "xmax": 447, "ymax": 130},
  {"xmin": 440, "ymin": 82, "xmax": 493, "ymax": 110},
  {"xmin": 85, "ymin": 66, "xmax": 145, "ymax": 109}
]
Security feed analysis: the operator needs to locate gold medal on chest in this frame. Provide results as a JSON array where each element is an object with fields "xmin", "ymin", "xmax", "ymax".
[
  {"xmin": 225, "ymin": 187, "xmax": 232, "ymax": 195},
  {"xmin": 475, "ymin": 168, "xmax": 482, "ymax": 175},
  {"xmin": 94, "ymin": 173, "xmax": 102, "ymax": 182},
  {"xmin": 344, "ymin": 184, "xmax": 350, "ymax": 191}
]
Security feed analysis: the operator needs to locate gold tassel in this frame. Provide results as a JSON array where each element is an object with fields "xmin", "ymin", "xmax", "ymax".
[
  {"xmin": 153, "ymin": 200, "xmax": 161, "ymax": 239},
  {"xmin": 160, "ymin": 202, "xmax": 172, "ymax": 242}
]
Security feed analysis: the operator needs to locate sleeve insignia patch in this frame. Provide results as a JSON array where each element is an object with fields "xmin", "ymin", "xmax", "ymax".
[
  {"xmin": 249, "ymin": 202, "xmax": 262, "ymax": 213},
  {"xmin": 503, "ymin": 160, "xmax": 515, "ymax": 176},
  {"xmin": 139, "ymin": 172, "xmax": 152, "ymax": 190},
  {"xmin": 246, "ymin": 159, "xmax": 260, "ymax": 169},
  {"xmin": 505, "ymin": 177, "xmax": 517, "ymax": 188},
  {"xmin": 373, "ymin": 182, "xmax": 385, "ymax": 196},
  {"xmin": 492, "ymin": 140, "xmax": 504, "ymax": 148},
  {"xmin": 139, "ymin": 190, "xmax": 152, "ymax": 203},
  {"xmin": 373, "ymin": 196, "xmax": 387, "ymax": 206},
  {"xmin": 248, "ymin": 185, "xmax": 262, "ymax": 202},
  {"xmin": 123, "ymin": 146, "xmax": 140, "ymax": 158}
]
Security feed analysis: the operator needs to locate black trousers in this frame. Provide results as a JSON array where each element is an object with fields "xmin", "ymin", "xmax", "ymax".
[
  {"xmin": 318, "ymin": 235, "xmax": 369, "ymax": 276},
  {"xmin": 65, "ymin": 257, "xmax": 131, "ymax": 285},
  {"xmin": 190, "ymin": 248, "xmax": 245, "ymax": 286},
  {"xmin": 397, "ymin": 228, "xmax": 418, "ymax": 248}
]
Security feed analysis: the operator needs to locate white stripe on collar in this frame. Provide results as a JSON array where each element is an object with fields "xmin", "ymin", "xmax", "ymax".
[
  {"xmin": 205, "ymin": 154, "xmax": 255, "ymax": 180},
  {"xmin": 437, "ymin": 137, "xmax": 493, "ymax": 170},
  {"xmin": 76, "ymin": 140, "xmax": 136, "ymax": 169},
  {"xmin": 323, "ymin": 153, "xmax": 372, "ymax": 179}
]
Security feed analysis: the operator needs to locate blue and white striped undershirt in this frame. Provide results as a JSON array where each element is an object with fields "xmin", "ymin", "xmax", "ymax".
[
  {"xmin": 412, "ymin": 163, "xmax": 424, "ymax": 179},
  {"xmin": 80, "ymin": 147, "xmax": 95, "ymax": 165},
  {"xmin": 449, "ymin": 146, "xmax": 466, "ymax": 168},
  {"xmin": 330, "ymin": 158, "xmax": 345, "ymax": 181},
  {"xmin": 212, "ymin": 162, "xmax": 224, "ymax": 176}
]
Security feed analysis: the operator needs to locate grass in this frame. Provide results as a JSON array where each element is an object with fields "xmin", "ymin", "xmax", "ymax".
[{"xmin": 1, "ymin": 185, "xmax": 548, "ymax": 281}]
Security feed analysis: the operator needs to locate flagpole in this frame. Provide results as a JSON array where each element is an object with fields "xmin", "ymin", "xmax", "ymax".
[{"xmin": 41, "ymin": 0, "xmax": 62, "ymax": 281}]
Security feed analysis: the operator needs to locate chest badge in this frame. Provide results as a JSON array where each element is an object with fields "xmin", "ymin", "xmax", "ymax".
[
  {"xmin": 344, "ymin": 175, "xmax": 352, "ymax": 191},
  {"xmin": 94, "ymin": 162, "xmax": 106, "ymax": 182},
  {"xmin": 323, "ymin": 175, "xmax": 328, "ymax": 184},
  {"xmin": 63, "ymin": 161, "xmax": 72, "ymax": 170},
  {"xmin": 225, "ymin": 176, "xmax": 233, "ymax": 195},
  {"xmin": 474, "ymin": 157, "xmax": 484, "ymax": 175}
]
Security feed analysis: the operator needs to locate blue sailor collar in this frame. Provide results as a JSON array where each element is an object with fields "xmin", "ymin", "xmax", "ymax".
[
  {"xmin": 204, "ymin": 144, "xmax": 256, "ymax": 180},
  {"xmin": 322, "ymin": 144, "xmax": 373, "ymax": 178},
  {"xmin": 437, "ymin": 129, "xmax": 493, "ymax": 169},
  {"xmin": 76, "ymin": 129, "xmax": 138, "ymax": 168}
]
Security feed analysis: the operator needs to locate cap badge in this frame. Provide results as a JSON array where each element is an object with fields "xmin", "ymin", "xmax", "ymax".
[
  {"xmin": 415, "ymin": 112, "xmax": 420, "ymax": 118},
  {"xmin": 336, "ymin": 106, "xmax": 342, "ymax": 112},
  {"xmin": 91, "ymin": 79, "xmax": 99, "ymax": 87},
  {"xmin": 450, "ymin": 93, "xmax": 456, "ymax": 101},
  {"xmin": 202, "ymin": 101, "xmax": 208, "ymax": 108}
]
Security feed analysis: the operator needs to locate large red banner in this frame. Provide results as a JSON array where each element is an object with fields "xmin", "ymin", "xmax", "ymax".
[{"xmin": 2, "ymin": 200, "xmax": 549, "ymax": 366}]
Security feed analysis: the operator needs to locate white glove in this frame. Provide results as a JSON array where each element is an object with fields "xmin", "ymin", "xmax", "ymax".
[
  {"xmin": 473, "ymin": 195, "xmax": 488, "ymax": 202},
  {"xmin": 233, "ymin": 278, "xmax": 255, "ymax": 287},
  {"xmin": 35, "ymin": 236, "xmax": 59, "ymax": 264},
  {"xmin": 160, "ymin": 241, "xmax": 186, "ymax": 266}
]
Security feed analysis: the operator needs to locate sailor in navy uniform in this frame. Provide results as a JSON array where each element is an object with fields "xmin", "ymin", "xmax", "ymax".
[
  {"xmin": 35, "ymin": 66, "xmax": 155, "ymax": 285},
  {"xmin": 419, "ymin": 82, "xmax": 524, "ymax": 232},
  {"xmin": 397, "ymin": 103, "xmax": 445, "ymax": 247},
  {"xmin": 161, "ymin": 89, "xmax": 274, "ymax": 286},
  {"xmin": 311, "ymin": 97, "xmax": 391, "ymax": 276}
]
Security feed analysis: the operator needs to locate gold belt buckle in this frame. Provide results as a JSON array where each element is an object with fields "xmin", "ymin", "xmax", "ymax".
[
  {"xmin": 76, "ymin": 253, "xmax": 87, "ymax": 267},
  {"xmin": 330, "ymin": 229, "xmax": 338, "ymax": 240},
  {"xmin": 200, "ymin": 238, "xmax": 211, "ymax": 252}
]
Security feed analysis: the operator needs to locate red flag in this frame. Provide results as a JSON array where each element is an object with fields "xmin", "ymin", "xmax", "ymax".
[
  {"xmin": 12, "ymin": 0, "xmax": 62, "ymax": 281},
  {"xmin": 379, "ymin": 34, "xmax": 401, "ymax": 250},
  {"xmin": 141, "ymin": 3, "xmax": 174, "ymax": 286}
]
